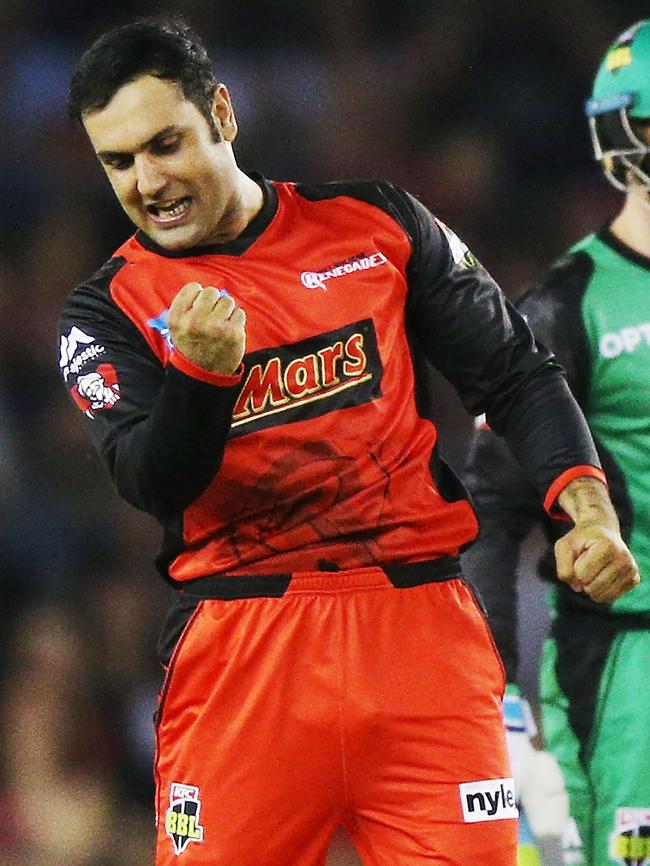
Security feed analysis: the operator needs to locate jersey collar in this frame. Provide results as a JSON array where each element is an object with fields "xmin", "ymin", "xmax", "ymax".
[
  {"xmin": 134, "ymin": 173, "xmax": 278, "ymax": 259},
  {"xmin": 599, "ymin": 225, "xmax": 650, "ymax": 271}
]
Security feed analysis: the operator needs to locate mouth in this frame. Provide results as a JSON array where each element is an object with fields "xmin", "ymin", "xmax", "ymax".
[{"xmin": 146, "ymin": 196, "xmax": 193, "ymax": 226}]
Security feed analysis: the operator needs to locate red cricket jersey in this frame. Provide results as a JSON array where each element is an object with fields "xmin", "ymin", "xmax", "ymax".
[{"xmin": 58, "ymin": 177, "xmax": 601, "ymax": 585}]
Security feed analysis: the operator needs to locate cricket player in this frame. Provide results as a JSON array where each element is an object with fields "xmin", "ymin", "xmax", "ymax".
[
  {"xmin": 58, "ymin": 17, "xmax": 638, "ymax": 866},
  {"xmin": 464, "ymin": 20, "xmax": 650, "ymax": 866}
]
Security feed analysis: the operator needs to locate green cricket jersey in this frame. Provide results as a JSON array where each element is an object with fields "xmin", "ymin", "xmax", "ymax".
[{"xmin": 572, "ymin": 231, "xmax": 650, "ymax": 612}]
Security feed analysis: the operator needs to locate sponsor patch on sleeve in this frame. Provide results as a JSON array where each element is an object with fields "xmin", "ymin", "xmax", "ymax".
[
  {"xmin": 59, "ymin": 325, "xmax": 107, "ymax": 380},
  {"xmin": 71, "ymin": 363, "xmax": 120, "ymax": 418},
  {"xmin": 435, "ymin": 218, "xmax": 477, "ymax": 270}
]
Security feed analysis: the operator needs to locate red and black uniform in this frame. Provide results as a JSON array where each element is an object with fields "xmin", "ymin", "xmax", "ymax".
[{"xmin": 58, "ymin": 177, "xmax": 603, "ymax": 866}]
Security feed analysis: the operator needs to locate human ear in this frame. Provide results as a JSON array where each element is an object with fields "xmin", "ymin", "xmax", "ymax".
[{"xmin": 212, "ymin": 83, "xmax": 237, "ymax": 141}]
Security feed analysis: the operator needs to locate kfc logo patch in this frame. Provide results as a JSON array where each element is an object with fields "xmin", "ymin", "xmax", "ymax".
[{"xmin": 71, "ymin": 363, "xmax": 120, "ymax": 418}]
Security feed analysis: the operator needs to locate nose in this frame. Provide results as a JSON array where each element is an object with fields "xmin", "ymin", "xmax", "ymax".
[{"xmin": 134, "ymin": 154, "xmax": 167, "ymax": 199}]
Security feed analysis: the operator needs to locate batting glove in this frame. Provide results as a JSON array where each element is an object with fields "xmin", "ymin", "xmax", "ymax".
[{"xmin": 503, "ymin": 687, "xmax": 569, "ymax": 838}]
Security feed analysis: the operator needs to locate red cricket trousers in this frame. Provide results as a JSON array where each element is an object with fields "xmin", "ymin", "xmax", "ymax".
[{"xmin": 154, "ymin": 564, "xmax": 516, "ymax": 865}]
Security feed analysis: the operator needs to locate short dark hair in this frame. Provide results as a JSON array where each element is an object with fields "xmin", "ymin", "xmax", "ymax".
[{"xmin": 68, "ymin": 17, "xmax": 220, "ymax": 138}]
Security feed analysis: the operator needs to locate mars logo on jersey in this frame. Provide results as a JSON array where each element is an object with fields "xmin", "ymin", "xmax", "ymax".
[
  {"xmin": 231, "ymin": 318, "xmax": 383, "ymax": 437},
  {"xmin": 165, "ymin": 783, "xmax": 204, "ymax": 855},
  {"xmin": 71, "ymin": 363, "xmax": 120, "ymax": 418},
  {"xmin": 610, "ymin": 808, "xmax": 650, "ymax": 865}
]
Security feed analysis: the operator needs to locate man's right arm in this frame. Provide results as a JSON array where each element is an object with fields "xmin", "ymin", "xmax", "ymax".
[{"xmin": 58, "ymin": 281, "xmax": 244, "ymax": 520}]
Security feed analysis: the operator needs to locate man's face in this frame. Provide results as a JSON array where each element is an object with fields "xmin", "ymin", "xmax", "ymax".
[{"xmin": 83, "ymin": 75, "xmax": 240, "ymax": 250}]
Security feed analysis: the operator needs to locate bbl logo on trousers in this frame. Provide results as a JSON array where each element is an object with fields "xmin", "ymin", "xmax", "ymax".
[
  {"xmin": 610, "ymin": 808, "xmax": 650, "ymax": 866},
  {"xmin": 165, "ymin": 783, "xmax": 204, "ymax": 855}
]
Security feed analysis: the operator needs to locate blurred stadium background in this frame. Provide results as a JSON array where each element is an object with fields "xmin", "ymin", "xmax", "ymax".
[{"xmin": 0, "ymin": 1, "xmax": 645, "ymax": 863}]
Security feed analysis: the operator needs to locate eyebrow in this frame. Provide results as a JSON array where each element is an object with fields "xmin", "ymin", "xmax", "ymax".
[{"xmin": 97, "ymin": 126, "xmax": 180, "ymax": 162}]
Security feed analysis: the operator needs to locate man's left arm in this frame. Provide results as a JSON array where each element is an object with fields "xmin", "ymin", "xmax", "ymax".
[{"xmin": 387, "ymin": 186, "xmax": 639, "ymax": 602}]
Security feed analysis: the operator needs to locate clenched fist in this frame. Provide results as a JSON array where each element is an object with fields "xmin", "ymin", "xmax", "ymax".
[
  {"xmin": 556, "ymin": 477, "xmax": 640, "ymax": 603},
  {"xmin": 168, "ymin": 282, "xmax": 246, "ymax": 375}
]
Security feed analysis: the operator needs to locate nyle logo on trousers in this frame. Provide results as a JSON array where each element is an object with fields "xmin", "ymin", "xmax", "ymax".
[{"xmin": 459, "ymin": 778, "xmax": 518, "ymax": 823}]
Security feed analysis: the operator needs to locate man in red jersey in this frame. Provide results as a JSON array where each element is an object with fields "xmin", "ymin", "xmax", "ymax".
[{"xmin": 60, "ymin": 17, "xmax": 638, "ymax": 866}]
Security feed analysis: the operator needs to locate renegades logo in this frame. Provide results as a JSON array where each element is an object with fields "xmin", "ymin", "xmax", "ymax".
[{"xmin": 231, "ymin": 318, "xmax": 383, "ymax": 437}]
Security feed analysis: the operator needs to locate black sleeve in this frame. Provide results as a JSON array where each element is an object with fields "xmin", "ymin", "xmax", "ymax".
[
  {"xmin": 460, "ymin": 251, "xmax": 597, "ymax": 681},
  {"xmin": 379, "ymin": 185, "xmax": 600, "ymax": 503},
  {"xmin": 461, "ymin": 425, "xmax": 541, "ymax": 682},
  {"xmin": 58, "ymin": 273, "xmax": 241, "ymax": 520}
]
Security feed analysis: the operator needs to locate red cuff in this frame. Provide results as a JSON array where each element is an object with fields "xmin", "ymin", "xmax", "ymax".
[
  {"xmin": 543, "ymin": 465, "xmax": 608, "ymax": 519},
  {"xmin": 169, "ymin": 350, "xmax": 243, "ymax": 387}
]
